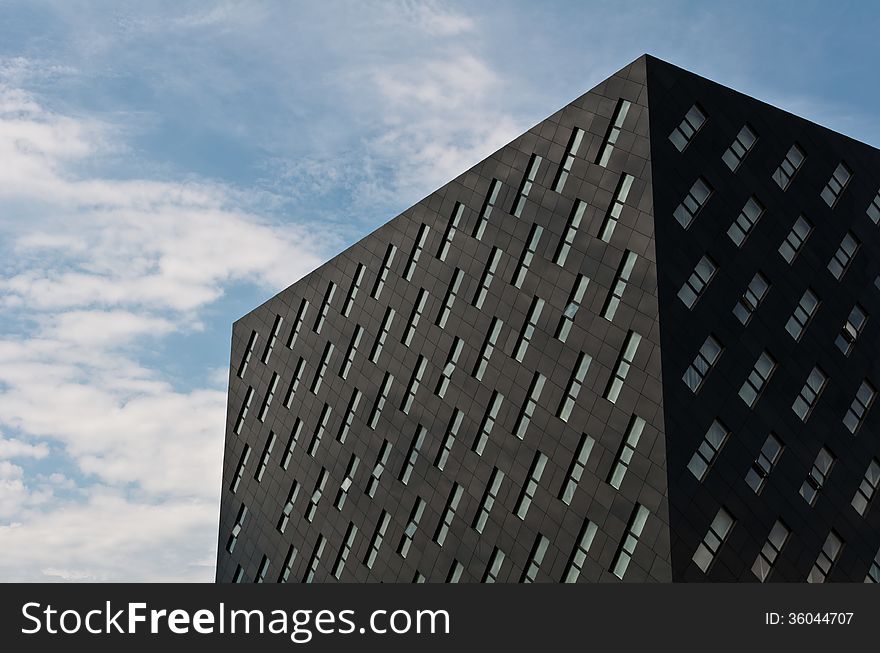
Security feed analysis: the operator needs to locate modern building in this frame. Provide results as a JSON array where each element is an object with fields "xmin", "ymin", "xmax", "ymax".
[{"xmin": 216, "ymin": 55, "xmax": 880, "ymax": 583}]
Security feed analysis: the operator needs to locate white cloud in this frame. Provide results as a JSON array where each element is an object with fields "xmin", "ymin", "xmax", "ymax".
[{"xmin": 0, "ymin": 436, "xmax": 50, "ymax": 459}]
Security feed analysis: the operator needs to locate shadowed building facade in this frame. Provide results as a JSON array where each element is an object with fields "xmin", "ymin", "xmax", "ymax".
[{"xmin": 216, "ymin": 55, "xmax": 880, "ymax": 583}]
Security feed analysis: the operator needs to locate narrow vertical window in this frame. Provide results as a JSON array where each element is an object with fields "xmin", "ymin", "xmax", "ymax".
[
  {"xmin": 446, "ymin": 560, "xmax": 464, "ymax": 583},
  {"xmin": 559, "ymin": 434, "xmax": 595, "ymax": 505},
  {"xmin": 369, "ymin": 307, "xmax": 395, "ymax": 364},
  {"xmin": 437, "ymin": 202, "xmax": 465, "ymax": 261},
  {"xmin": 226, "ymin": 504, "xmax": 247, "ymax": 553},
  {"xmin": 772, "ymin": 143, "xmax": 805, "ymax": 190},
  {"xmin": 286, "ymin": 298, "xmax": 308, "ymax": 349},
  {"xmin": 482, "ymin": 547, "xmax": 506, "ymax": 583},
  {"xmin": 313, "ymin": 282, "xmax": 336, "ymax": 334},
  {"xmin": 673, "ymin": 177, "xmax": 712, "ymax": 228},
  {"xmin": 602, "ymin": 250, "xmax": 637, "ymax": 320},
  {"xmin": 604, "ymin": 331, "xmax": 642, "ymax": 403},
  {"xmin": 237, "ymin": 330, "xmax": 258, "ymax": 378},
  {"xmin": 310, "ymin": 342, "xmax": 334, "ymax": 394},
  {"xmin": 339, "ymin": 325, "xmax": 363, "ymax": 380},
  {"xmin": 278, "ymin": 545, "xmax": 298, "ymax": 583},
  {"xmin": 230, "ymin": 445, "xmax": 251, "ymax": 493},
  {"xmin": 556, "ymin": 275, "xmax": 590, "ymax": 342},
  {"xmin": 682, "ymin": 335, "xmax": 723, "ymax": 393},
  {"xmin": 367, "ymin": 372, "xmax": 393, "ymax": 429},
  {"xmin": 472, "ymin": 467, "xmax": 504, "ymax": 533},
  {"xmin": 608, "ymin": 415, "xmax": 646, "ymax": 489},
  {"xmin": 435, "ymin": 268, "xmax": 463, "ymax": 328},
  {"xmin": 434, "ymin": 409, "xmax": 463, "ymax": 471},
  {"xmin": 260, "ymin": 314, "xmax": 283, "ymax": 364},
  {"xmin": 472, "ymin": 390, "xmax": 504, "ymax": 456},
  {"xmin": 233, "ymin": 387, "xmax": 254, "ymax": 435},
  {"xmin": 868, "ymin": 549, "xmax": 880, "ymax": 583},
  {"xmin": 799, "ymin": 446, "xmax": 835, "ymax": 506},
  {"xmin": 692, "ymin": 508, "xmax": 735, "ymax": 573},
  {"xmin": 598, "ymin": 173, "xmax": 635, "ymax": 242},
  {"xmin": 331, "ymin": 523, "xmax": 358, "ymax": 580},
  {"xmin": 511, "ymin": 154, "xmax": 542, "ymax": 218},
  {"xmin": 365, "ymin": 440, "xmax": 391, "ymax": 498},
  {"xmin": 514, "ymin": 451, "xmax": 548, "ymax": 519},
  {"xmin": 341, "ymin": 264, "xmax": 366, "ymax": 318},
  {"xmin": 727, "ymin": 196, "xmax": 764, "ymax": 247},
  {"xmin": 282, "ymin": 357, "xmax": 306, "ymax": 409},
  {"xmin": 336, "ymin": 388, "xmax": 362, "ymax": 443},
  {"xmin": 520, "ymin": 534, "xmax": 549, "ymax": 583},
  {"xmin": 678, "ymin": 256, "xmax": 716, "ymax": 308},
  {"xmin": 668, "ymin": 103, "xmax": 706, "ymax": 152},
  {"xmin": 868, "ymin": 188, "xmax": 880, "ymax": 224},
  {"xmin": 473, "ymin": 317, "xmax": 502, "ymax": 381},
  {"xmin": 553, "ymin": 127, "xmax": 585, "ymax": 192},
  {"xmin": 611, "ymin": 504, "xmax": 649, "ymax": 580},
  {"xmin": 232, "ymin": 566, "xmax": 245, "ymax": 583},
  {"xmin": 401, "ymin": 288, "xmax": 428, "ymax": 347},
  {"xmin": 597, "ymin": 98, "xmax": 633, "ymax": 165},
  {"xmin": 303, "ymin": 535, "xmax": 326, "ymax": 583},
  {"xmin": 555, "ymin": 200, "xmax": 587, "ymax": 264},
  {"xmin": 397, "ymin": 497, "xmax": 426, "ymax": 558},
  {"xmin": 827, "ymin": 231, "xmax": 860, "ymax": 279},
  {"xmin": 473, "ymin": 179, "xmax": 501, "ymax": 240},
  {"xmin": 306, "ymin": 403, "xmax": 331, "ymax": 457},
  {"xmin": 276, "ymin": 480, "xmax": 300, "ymax": 534},
  {"xmin": 745, "ymin": 433, "xmax": 783, "ymax": 494},
  {"xmin": 513, "ymin": 296, "xmax": 545, "ymax": 362},
  {"xmin": 371, "ymin": 244, "xmax": 397, "ymax": 299},
  {"xmin": 513, "ymin": 372, "xmax": 546, "ymax": 440},
  {"xmin": 563, "ymin": 519, "xmax": 598, "ymax": 582},
  {"xmin": 472, "ymin": 247, "xmax": 503, "ymax": 309},
  {"xmin": 792, "ymin": 366, "xmax": 827, "ymax": 421},
  {"xmin": 687, "ymin": 420, "xmax": 729, "ymax": 481},
  {"xmin": 403, "ymin": 225, "xmax": 429, "ymax": 282},
  {"xmin": 752, "ymin": 520, "xmax": 790, "ymax": 582},
  {"xmin": 257, "ymin": 372, "xmax": 280, "ymax": 422},
  {"xmin": 785, "ymin": 289, "xmax": 820, "ymax": 340},
  {"xmin": 807, "ymin": 531, "xmax": 843, "ymax": 583},
  {"xmin": 557, "ymin": 352, "xmax": 592, "ymax": 422},
  {"xmin": 738, "ymin": 351, "xmax": 776, "ymax": 408},
  {"xmin": 820, "ymin": 161, "xmax": 852, "ymax": 207},
  {"xmin": 304, "ymin": 468, "xmax": 328, "ymax": 522},
  {"xmin": 843, "ymin": 380, "xmax": 876, "ymax": 434},
  {"xmin": 280, "ymin": 419, "xmax": 302, "ymax": 471},
  {"xmin": 852, "ymin": 459, "xmax": 880, "ymax": 516},
  {"xmin": 399, "ymin": 425, "xmax": 426, "ymax": 485},
  {"xmin": 835, "ymin": 304, "xmax": 867, "ymax": 355},
  {"xmin": 434, "ymin": 337, "xmax": 463, "ymax": 398},
  {"xmin": 434, "ymin": 483, "xmax": 463, "ymax": 546},
  {"xmin": 333, "ymin": 454, "xmax": 359, "ymax": 510},
  {"xmin": 253, "ymin": 431, "xmax": 276, "ymax": 482},
  {"xmin": 732, "ymin": 272, "xmax": 770, "ymax": 325},
  {"xmin": 511, "ymin": 223, "xmax": 544, "ymax": 288},
  {"xmin": 400, "ymin": 356, "xmax": 427, "ymax": 414},
  {"xmin": 722, "ymin": 124, "xmax": 758, "ymax": 171},
  {"xmin": 779, "ymin": 215, "xmax": 813, "ymax": 263}
]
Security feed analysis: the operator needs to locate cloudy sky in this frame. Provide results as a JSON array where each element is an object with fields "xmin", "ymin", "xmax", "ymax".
[{"xmin": 0, "ymin": 1, "xmax": 877, "ymax": 581}]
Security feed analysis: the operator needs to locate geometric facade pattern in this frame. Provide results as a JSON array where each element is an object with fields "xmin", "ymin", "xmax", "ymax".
[{"xmin": 216, "ymin": 55, "xmax": 880, "ymax": 582}]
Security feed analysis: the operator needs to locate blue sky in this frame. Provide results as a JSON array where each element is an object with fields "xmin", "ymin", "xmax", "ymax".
[{"xmin": 0, "ymin": 0, "xmax": 877, "ymax": 581}]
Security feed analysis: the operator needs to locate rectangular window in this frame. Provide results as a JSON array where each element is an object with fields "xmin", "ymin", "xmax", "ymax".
[
  {"xmin": 364, "ymin": 511, "xmax": 390, "ymax": 570},
  {"xmin": 511, "ymin": 223, "xmax": 544, "ymax": 288},
  {"xmin": 226, "ymin": 503, "xmax": 248, "ymax": 553},
  {"xmin": 785, "ymin": 288, "xmax": 820, "ymax": 340},
  {"xmin": 276, "ymin": 481, "xmax": 299, "ymax": 534},
  {"xmin": 738, "ymin": 351, "xmax": 776, "ymax": 408},
  {"xmin": 436, "ymin": 268, "xmax": 463, "ymax": 328},
  {"xmin": 599, "ymin": 173, "xmax": 635, "ymax": 242},
  {"xmin": 313, "ymin": 282, "xmax": 336, "ymax": 334},
  {"xmin": 792, "ymin": 366, "xmax": 828, "ymax": 421},
  {"xmin": 304, "ymin": 468, "xmax": 328, "ymax": 523},
  {"xmin": 752, "ymin": 520, "xmax": 790, "ymax": 582},
  {"xmin": 434, "ymin": 483, "xmax": 463, "ymax": 546},
  {"xmin": 563, "ymin": 519, "xmax": 598, "ymax": 582},
  {"xmin": 473, "ymin": 317, "xmax": 502, "ymax": 381},
  {"xmin": 678, "ymin": 255, "xmax": 716, "ymax": 308},
  {"xmin": 306, "ymin": 404, "xmax": 331, "ymax": 457},
  {"xmin": 402, "ymin": 288, "xmax": 428, "ymax": 347},
  {"xmin": 286, "ymin": 299, "xmax": 308, "ymax": 349},
  {"xmin": 472, "ymin": 390, "xmax": 504, "ymax": 456},
  {"xmin": 303, "ymin": 535, "xmax": 326, "ymax": 583},
  {"xmin": 608, "ymin": 414, "xmax": 646, "ymax": 489},
  {"xmin": 515, "ymin": 451, "xmax": 548, "ymax": 519},
  {"xmin": 278, "ymin": 545, "xmax": 298, "ymax": 583},
  {"xmin": 520, "ymin": 534, "xmax": 549, "ymax": 583},
  {"xmin": 597, "ymin": 98, "xmax": 633, "ymax": 165},
  {"xmin": 868, "ymin": 549, "xmax": 880, "ymax": 583},
  {"xmin": 260, "ymin": 315, "xmax": 283, "ymax": 364},
  {"xmin": 555, "ymin": 200, "xmax": 587, "ymax": 264},
  {"xmin": 673, "ymin": 177, "xmax": 712, "ymax": 229},
  {"xmin": 807, "ymin": 531, "xmax": 843, "ymax": 583},
  {"xmin": 682, "ymin": 335, "xmax": 723, "ymax": 393},
  {"xmin": 692, "ymin": 508, "xmax": 735, "ymax": 573},
  {"xmin": 868, "ymin": 189, "xmax": 880, "ymax": 224},
  {"xmin": 435, "ymin": 338, "xmax": 463, "ymax": 399},
  {"xmin": 733, "ymin": 272, "xmax": 770, "ymax": 325},
  {"xmin": 835, "ymin": 304, "xmax": 867, "ymax": 355},
  {"xmin": 604, "ymin": 331, "xmax": 642, "ymax": 403},
  {"xmin": 399, "ymin": 424, "xmax": 426, "ymax": 485},
  {"xmin": 482, "ymin": 547, "xmax": 506, "ymax": 583},
  {"xmin": 800, "ymin": 446, "xmax": 835, "ymax": 506},
  {"xmin": 367, "ymin": 372, "xmax": 393, "ymax": 429},
  {"xmin": 473, "ymin": 247, "xmax": 502, "ymax": 309},
  {"xmin": 611, "ymin": 504, "xmax": 649, "ymax": 580},
  {"xmin": 513, "ymin": 372, "xmax": 546, "ymax": 440},
  {"xmin": 403, "ymin": 224, "xmax": 429, "ymax": 282},
  {"xmin": 602, "ymin": 250, "xmax": 637, "ymax": 320},
  {"xmin": 687, "ymin": 419, "xmax": 729, "ymax": 482},
  {"xmin": 341, "ymin": 264, "xmax": 365, "ymax": 318},
  {"xmin": 772, "ymin": 143, "xmax": 805, "ymax": 190},
  {"xmin": 280, "ymin": 418, "xmax": 302, "ymax": 471},
  {"xmin": 852, "ymin": 458, "xmax": 880, "ymax": 516},
  {"xmin": 339, "ymin": 325, "xmax": 363, "ymax": 380},
  {"xmin": 333, "ymin": 454, "xmax": 359, "ymax": 510},
  {"xmin": 828, "ymin": 231, "xmax": 860, "ymax": 280},
  {"xmin": 727, "ymin": 195, "xmax": 764, "ymax": 247},
  {"xmin": 401, "ymin": 356, "xmax": 427, "ymax": 415},
  {"xmin": 257, "ymin": 372, "xmax": 280, "ymax": 422},
  {"xmin": 231, "ymin": 566, "xmax": 245, "ymax": 584},
  {"xmin": 556, "ymin": 275, "xmax": 590, "ymax": 343},
  {"xmin": 233, "ymin": 387, "xmax": 254, "ymax": 436},
  {"xmin": 558, "ymin": 352, "xmax": 592, "ymax": 422},
  {"xmin": 722, "ymin": 124, "xmax": 758, "ymax": 171},
  {"xmin": 282, "ymin": 357, "xmax": 306, "ymax": 409},
  {"xmin": 511, "ymin": 154, "xmax": 542, "ymax": 218},
  {"xmin": 779, "ymin": 215, "xmax": 812, "ymax": 263},
  {"xmin": 434, "ymin": 409, "xmax": 463, "ymax": 471},
  {"xmin": 230, "ymin": 445, "xmax": 251, "ymax": 493},
  {"xmin": 669, "ymin": 103, "xmax": 706, "ymax": 152},
  {"xmin": 397, "ymin": 497, "xmax": 426, "ymax": 558},
  {"xmin": 253, "ymin": 431, "xmax": 276, "ymax": 482},
  {"xmin": 473, "ymin": 180, "xmax": 501, "ymax": 240},
  {"xmin": 745, "ymin": 433, "xmax": 783, "ymax": 494},
  {"xmin": 446, "ymin": 560, "xmax": 464, "ymax": 583},
  {"xmin": 844, "ymin": 380, "xmax": 876, "ymax": 434},
  {"xmin": 437, "ymin": 202, "xmax": 465, "ymax": 261},
  {"xmin": 310, "ymin": 342, "xmax": 334, "ymax": 394},
  {"xmin": 553, "ymin": 127, "xmax": 585, "ymax": 192},
  {"xmin": 371, "ymin": 244, "xmax": 397, "ymax": 299},
  {"xmin": 237, "ymin": 330, "xmax": 258, "ymax": 378},
  {"xmin": 473, "ymin": 467, "xmax": 504, "ymax": 534},
  {"xmin": 513, "ymin": 296, "xmax": 545, "ymax": 362},
  {"xmin": 559, "ymin": 434, "xmax": 595, "ymax": 505},
  {"xmin": 336, "ymin": 388, "xmax": 362, "ymax": 443},
  {"xmin": 331, "ymin": 523, "xmax": 358, "ymax": 580},
  {"xmin": 821, "ymin": 162, "xmax": 853, "ymax": 207},
  {"xmin": 368, "ymin": 307, "xmax": 395, "ymax": 364},
  {"xmin": 365, "ymin": 440, "xmax": 391, "ymax": 499}
]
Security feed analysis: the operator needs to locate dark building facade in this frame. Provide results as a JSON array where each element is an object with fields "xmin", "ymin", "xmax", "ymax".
[{"xmin": 216, "ymin": 55, "xmax": 880, "ymax": 583}]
